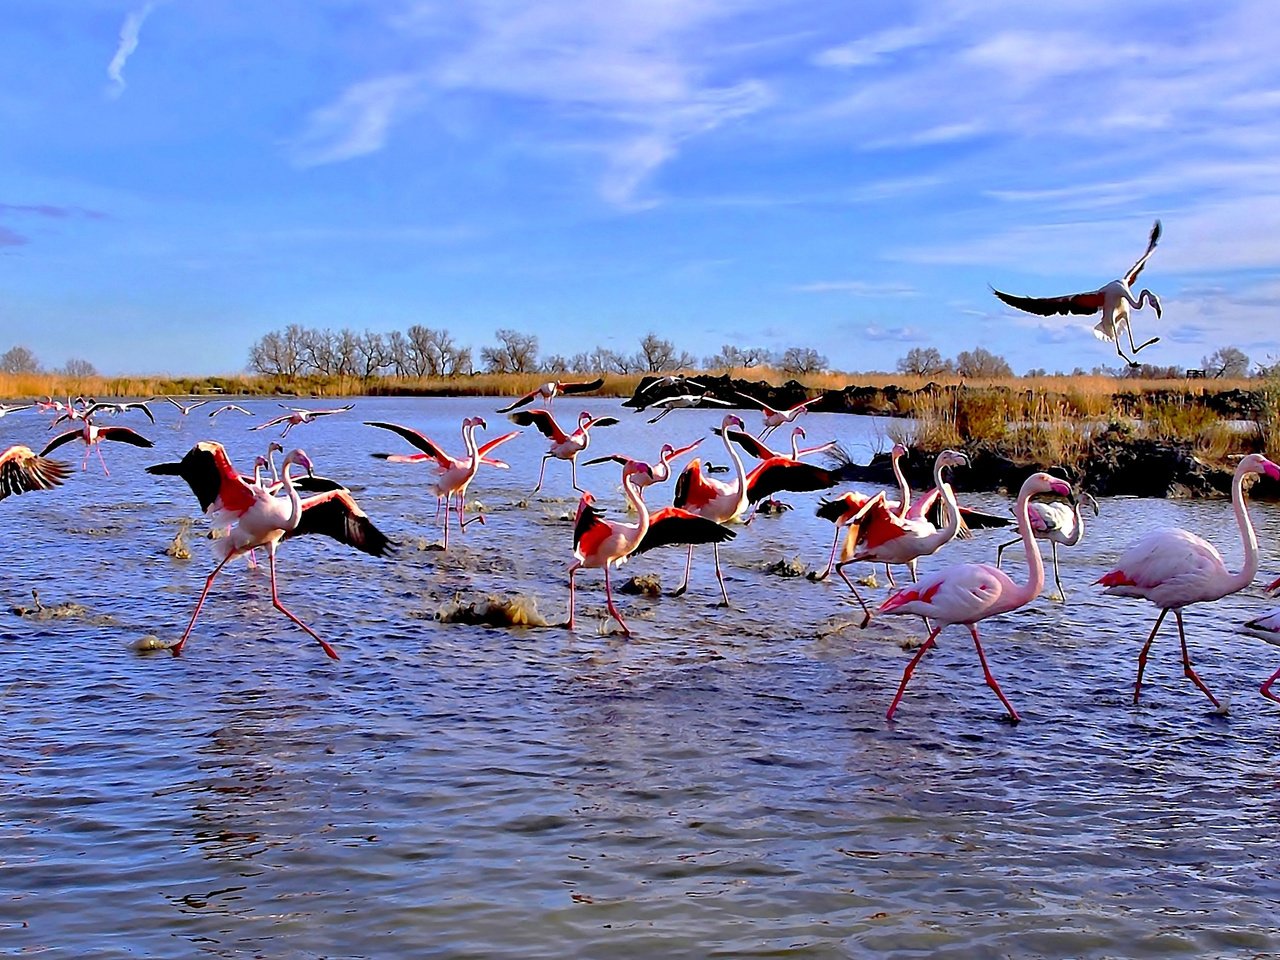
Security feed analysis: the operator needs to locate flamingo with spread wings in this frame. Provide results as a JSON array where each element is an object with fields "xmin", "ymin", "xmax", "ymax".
[
  {"xmin": 735, "ymin": 392, "xmax": 824, "ymax": 441},
  {"xmin": 583, "ymin": 438, "xmax": 703, "ymax": 487},
  {"xmin": 992, "ymin": 220, "xmax": 1163, "ymax": 367},
  {"xmin": 1, "ymin": 445, "xmax": 72, "ymax": 502},
  {"xmin": 366, "ymin": 416, "xmax": 518, "ymax": 548},
  {"xmin": 40, "ymin": 419, "xmax": 153, "ymax": 476},
  {"xmin": 508, "ymin": 409, "xmax": 618, "ymax": 494},
  {"xmin": 496, "ymin": 378, "xmax": 605, "ymax": 414},
  {"xmin": 251, "ymin": 404, "xmax": 355, "ymax": 438}
]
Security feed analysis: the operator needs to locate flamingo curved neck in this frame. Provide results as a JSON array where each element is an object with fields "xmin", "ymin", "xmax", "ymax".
[
  {"xmin": 279, "ymin": 461, "xmax": 305, "ymax": 530},
  {"xmin": 1062, "ymin": 502, "xmax": 1086, "ymax": 547},
  {"xmin": 1012, "ymin": 485, "xmax": 1047, "ymax": 605},
  {"xmin": 892, "ymin": 453, "xmax": 910, "ymax": 518},
  {"xmin": 1227, "ymin": 464, "xmax": 1261, "ymax": 593},
  {"xmin": 463, "ymin": 422, "xmax": 481, "ymax": 474},
  {"xmin": 722, "ymin": 425, "xmax": 749, "ymax": 517},
  {"xmin": 921, "ymin": 459, "xmax": 961, "ymax": 551}
]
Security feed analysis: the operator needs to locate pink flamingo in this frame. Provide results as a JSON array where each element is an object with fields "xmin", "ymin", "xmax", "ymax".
[
  {"xmin": 39, "ymin": 419, "xmax": 153, "ymax": 476},
  {"xmin": 992, "ymin": 220, "xmax": 1162, "ymax": 367},
  {"xmin": 496, "ymin": 377, "xmax": 605, "ymax": 413},
  {"xmin": 1098, "ymin": 453, "xmax": 1280, "ymax": 709},
  {"xmin": 366, "ymin": 416, "xmax": 519, "ymax": 548},
  {"xmin": 0, "ymin": 445, "xmax": 71, "ymax": 502},
  {"xmin": 812, "ymin": 443, "xmax": 911, "ymax": 584},
  {"xmin": 735, "ymin": 392, "xmax": 824, "ymax": 441},
  {"xmin": 996, "ymin": 492, "xmax": 1099, "ymax": 601},
  {"xmin": 250, "ymin": 403, "xmax": 355, "ymax": 438},
  {"xmin": 670, "ymin": 414, "xmax": 749, "ymax": 604},
  {"xmin": 1247, "ymin": 576, "xmax": 1280, "ymax": 703},
  {"xmin": 148, "ymin": 443, "xmax": 393, "ymax": 659},
  {"xmin": 878, "ymin": 471, "xmax": 1076, "ymax": 723},
  {"xmin": 583, "ymin": 438, "xmax": 703, "ymax": 487},
  {"xmin": 508, "ymin": 409, "xmax": 618, "ymax": 494},
  {"xmin": 568, "ymin": 461, "xmax": 655, "ymax": 635}
]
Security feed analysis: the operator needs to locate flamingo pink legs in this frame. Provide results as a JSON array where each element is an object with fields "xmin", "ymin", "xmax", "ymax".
[
  {"xmin": 1133, "ymin": 608, "xmax": 1220, "ymax": 709},
  {"xmin": 886, "ymin": 624, "xmax": 1020, "ymax": 723}
]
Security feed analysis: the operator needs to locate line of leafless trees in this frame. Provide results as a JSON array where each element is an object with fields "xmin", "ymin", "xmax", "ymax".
[
  {"xmin": 0, "ymin": 345, "xmax": 97, "ymax": 377},
  {"xmin": 248, "ymin": 325, "xmax": 830, "ymax": 380}
]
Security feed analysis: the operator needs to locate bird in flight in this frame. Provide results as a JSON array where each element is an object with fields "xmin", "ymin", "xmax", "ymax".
[
  {"xmin": 495, "ymin": 378, "xmax": 605, "ymax": 414},
  {"xmin": 251, "ymin": 404, "xmax": 356, "ymax": 438},
  {"xmin": 991, "ymin": 220, "xmax": 1163, "ymax": 368}
]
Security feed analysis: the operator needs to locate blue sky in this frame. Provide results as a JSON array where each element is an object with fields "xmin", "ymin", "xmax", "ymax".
[{"xmin": 3, "ymin": 0, "xmax": 1280, "ymax": 376}]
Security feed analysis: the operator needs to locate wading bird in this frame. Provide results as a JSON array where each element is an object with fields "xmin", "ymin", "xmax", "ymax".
[
  {"xmin": 735, "ymin": 392, "xmax": 824, "ymax": 441},
  {"xmin": 878, "ymin": 471, "xmax": 1076, "ymax": 723},
  {"xmin": 669, "ymin": 414, "xmax": 750, "ymax": 604},
  {"xmin": 568, "ymin": 461, "xmax": 655, "ymax": 635},
  {"xmin": 508, "ymin": 409, "xmax": 618, "ymax": 494},
  {"xmin": 0, "ymin": 403, "xmax": 33, "ymax": 419},
  {"xmin": 208, "ymin": 404, "xmax": 254, "ymax": 419},
  {"xmin": 992, "ymin": 220, "xmax": 1163, "ymax": 367},
  {"xmin": 996, "ymin": 492, "xmax": 1099, "ymax": 601},
  {"xmin": 40, "ymin": 419, "xmax": 154, "ymax": 476},
  {"xmin": 0, "ymin": 445, "xmax": 71, "ymax": 502},
  {"xmin": 164, "ymin": 397, "xmax": 212, "ymax": 416},
  {"xmin": 584, "ymin": 439, "xmax": 703, "ymax": 488},
  {"xmin": 1097, "ymin": 453, "xmax": 1280, "ymax": 710},
  {"xmin": 1248, "ymin": 577, "xmax": 1280, "ymax": 703},
  {"xmin": 366, "ymin": 416, "xmax": 519, "ymax": 548},
  {"xmin": 496, "ymin": 378, "xmax": 605, "ymax": 414},
  {"xmin": 147, "ymin": 443, "xmax": 393, "ymax": 660},
  {"xmin": 250, "ymin": 403, "xmax": 355, "ymax": 438}
]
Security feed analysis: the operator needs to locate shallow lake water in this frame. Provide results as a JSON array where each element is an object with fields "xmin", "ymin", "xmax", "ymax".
[{"xmin": 2, "ymin": 396, "xmax": 1279, "ymax": 958}]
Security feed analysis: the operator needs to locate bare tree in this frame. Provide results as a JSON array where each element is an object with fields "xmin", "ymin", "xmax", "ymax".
[
  {"xmin": 896, "ymin": 347, "xmax": 951, "ymax": 377},
  {"xmin": 62, "ymin": 358, "xmax": 98, "ymax": 378},
  {"xmin": 705, "ymin": 344, "xmax": 773, "ymax": 373},
  {"xmin": 1202, "ymin": 345, "xmax": 1250, "ymax": 379},
  {"xmin": 780, "ymin": 346, "xmax": 827, "ymax": 376},
  {"xmin": 481, "ymin": 328, "xmax": 539, "ymax": 373},
  {"xmin": 385, "ymin": 330, "xmax": 410, "ymax": 377},
  {"xmin": 356, "ymin": 331, "xmax": 390, "ymax": 381},
  {"xmin": 0, "ymin": 345, "xmax": 40, "ymax": 374},
  {"xmin": 954, "ymin": 346, "xmax": 1013, "ymax": 378}
]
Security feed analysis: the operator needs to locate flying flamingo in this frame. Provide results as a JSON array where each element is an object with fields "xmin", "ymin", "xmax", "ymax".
[
  {"xmin": 508, "ymin": 409, "xmax": 618, "ymax": 494},
  {"xmin": 164, "ymin": 397, "xmax": 212, "ymax": 416},
  {"xmin": 826, "ymin": 450, "xmax": 972, "ymax": 626},
  {"xmin": 366, "ymin": 416, "xmax": 519, "ymax": 548},
  {"xmin": 39, "ymin": 418, "xmax": 154, "ymax": 476},
  {"xmin": 147, "ymin": 443, "xmax": 393, "ymax": 659},
  {"xmin": 208, "ymin": 404, "xmax": 254, "ymax": 419},
  {"xmin": 878, "ymin": 471, "xmax": 1076, "ymax": 723},
  {"xmin": 251, "ymin": 403, "xmax": 356, "ymax": 438},
  {"xmin": 76, "ymin": 400, "xmax": 156, "ymax": 423},
  {"xmin": 1247, "ymin": 577, "xmax": 1280, "ymax": 704},
  {"xmin": 1, "ymin": 445, "xmax": 72, "ymax": 501},
  {"xmin": 0, "ymin": 403, "xmax": 34, "ymax": 418},
  {"xmin": 1097, "ymin": 453, "xmax": 1280, "ymax": 709},
  {"xmin": 496, "ymin": 378, "xmax": 605, "ymax": 414},
  {"xmin": 643, "ymin": 389, "xmax": 733, "ymax": 424},
  {"xmin": 735, "ymin": 392, "xmax": 824, "ymax": 441},
  {"xmin": 583, "ymin": 438, "xmax": 703, "ymax": 487},
  {"xmin": 992, "ymin": 220, "xmax": 1162, "ymax": 367},
  {"xmin": 996, "ymin": 492, "xmax": 1099, "ymax": 601},
  {"xmin": 669, "ymin": 414, "xmax": 750, "ymax": 604}
]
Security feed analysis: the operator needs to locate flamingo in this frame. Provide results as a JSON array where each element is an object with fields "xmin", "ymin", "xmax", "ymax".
[
  {"xmin": 250, "ymin": 403, "xmax": 355, "ymax": 438},
  {"xmin": 508, "ymin": 409, "xmax": 618, "ymax": 494},
  {"xmin": 669, "ymin": 414, "xmax": 750, "ymax": 604},
  {"xmin": 996, "ymin": 492, "xmax": 1099, "ymax": 601},
  {"xmin": 163, "ymin": 397, "xmax": 212, "ymax": 416},
  {"xmin": 878, "ymin": 471, "xmax": 1076, "ymax": 723},
  {"xmin": 366, "ymin": 416, "xmax": 519, "ymax": 548},
  {"xmin": 148, "ymin": 443, "xmax": 394, "ymax": 659},
  {"xmin": 208, "ymin": 404, "xmax": 254, "ymax": 419},
  {"xmin": 1, "ymin": 445, "xmax": 72, "ymax": 501},
  {"xmin": 812, "ymin": 443, "xmax": 911, "ymax": 585},
  {"xmin": 1247, "ymin": 577, "xmax": 1280, "ymax": 703},
  {"xmin": 568, "ymin": 461, "xmax": 655, "ymax": 635},
  {"xmin": 1097, "ymin": 453, "xmax": 1280, "ymax": 709},
  {"xmin": 80, "ymin": 400, "xmax": 156, "ymax": 423},
  {"xmin": 496, "ymin": 378, "xmax": 605, "ymax": 414},
  {"xmin": 0, "ymin": 403, "xmax": 34, "ymax": 418},
  {"xmin": 827, "ymin": 450, "xmax": 972, "ymax": 626},
  {"xmin": 39, "ymin": 419, "xmax": 153, "ymax": 476},
  {"xmin": 992, "ymin": 220, "xmax": 1162, "ymax": 367},
  {"xmin": 735, "ymin": 392, "xmax": 824, "ymax": 441},
  {"xmin": 644, "ymin": 390, "xmax": 732, "ymax": 424},
  {"xmin": 583, "ymin": 439, "xmax": 703, "ymax": 488}
]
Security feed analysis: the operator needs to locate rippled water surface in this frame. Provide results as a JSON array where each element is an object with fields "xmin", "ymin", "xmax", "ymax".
[{"xmin": 3, "ymin": 397, "xmax": 1279, "ymax": 958}]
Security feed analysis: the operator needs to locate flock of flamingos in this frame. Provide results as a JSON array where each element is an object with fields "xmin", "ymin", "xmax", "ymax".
[{"xmin": 1, "ymin": 374, "xmax": 1278, "ymax": 724}]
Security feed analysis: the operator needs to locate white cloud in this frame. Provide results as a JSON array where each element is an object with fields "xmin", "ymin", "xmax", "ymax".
[
  {"xmin": 291, "ymin": 74, "xmax": 422, "ymax": 167},
  {"xmin": 106, "ymin": 2, "xmax": 157, "ymax": 99},
  {"xmin": 795, "ymin": 280, "xmax": 916, "ymax": 296}
]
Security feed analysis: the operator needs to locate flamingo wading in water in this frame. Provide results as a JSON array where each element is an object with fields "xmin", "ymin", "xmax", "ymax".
[
  {"xmin": 366, "ymin": 416, "xmax": 519, "ymax": 549},
  {"xmin": 508, "ymin": 409, "xmax": 618, "ymax": 494},
  {"xmin": 147, "ymin": 443, "xmax": 394, "ymax": 660},
  {"xmin": 992, "ymin": 220, "xmax": 1163, "ymax": 367},
  {"xmin": 1097, "ymin": 453, "xmax": 1280, "ymax": 710},
  {"xmin": 996, "ymin": 492, "xmax": 1099, "ymax": 601},
  {"xmin": 1247, "ymin": 576, "xmax": 1280, "ymax": 704},
  {"xmin": 878, "ymin": 471, "xmax": 1077, "ymax": 723}
]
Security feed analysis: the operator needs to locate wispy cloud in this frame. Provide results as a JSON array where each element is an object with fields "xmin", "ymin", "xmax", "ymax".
[
  {"xmin": 107, "ymin": 2, "xmax": 157, "ymax": 99},
  {"xmin": 0, "ymin": 226, "xmax": 28, "ymax": 248},
  {"xmin": 794, "ymin": 280, "xmax": 916, "ymax": 296},
  {"xmin": 863, "ymin": 324, "xmax": 924, "ymax": 342},
  {"xmin": 291, "ymin": 74, "xmax": 423, "ymax": 166}
]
